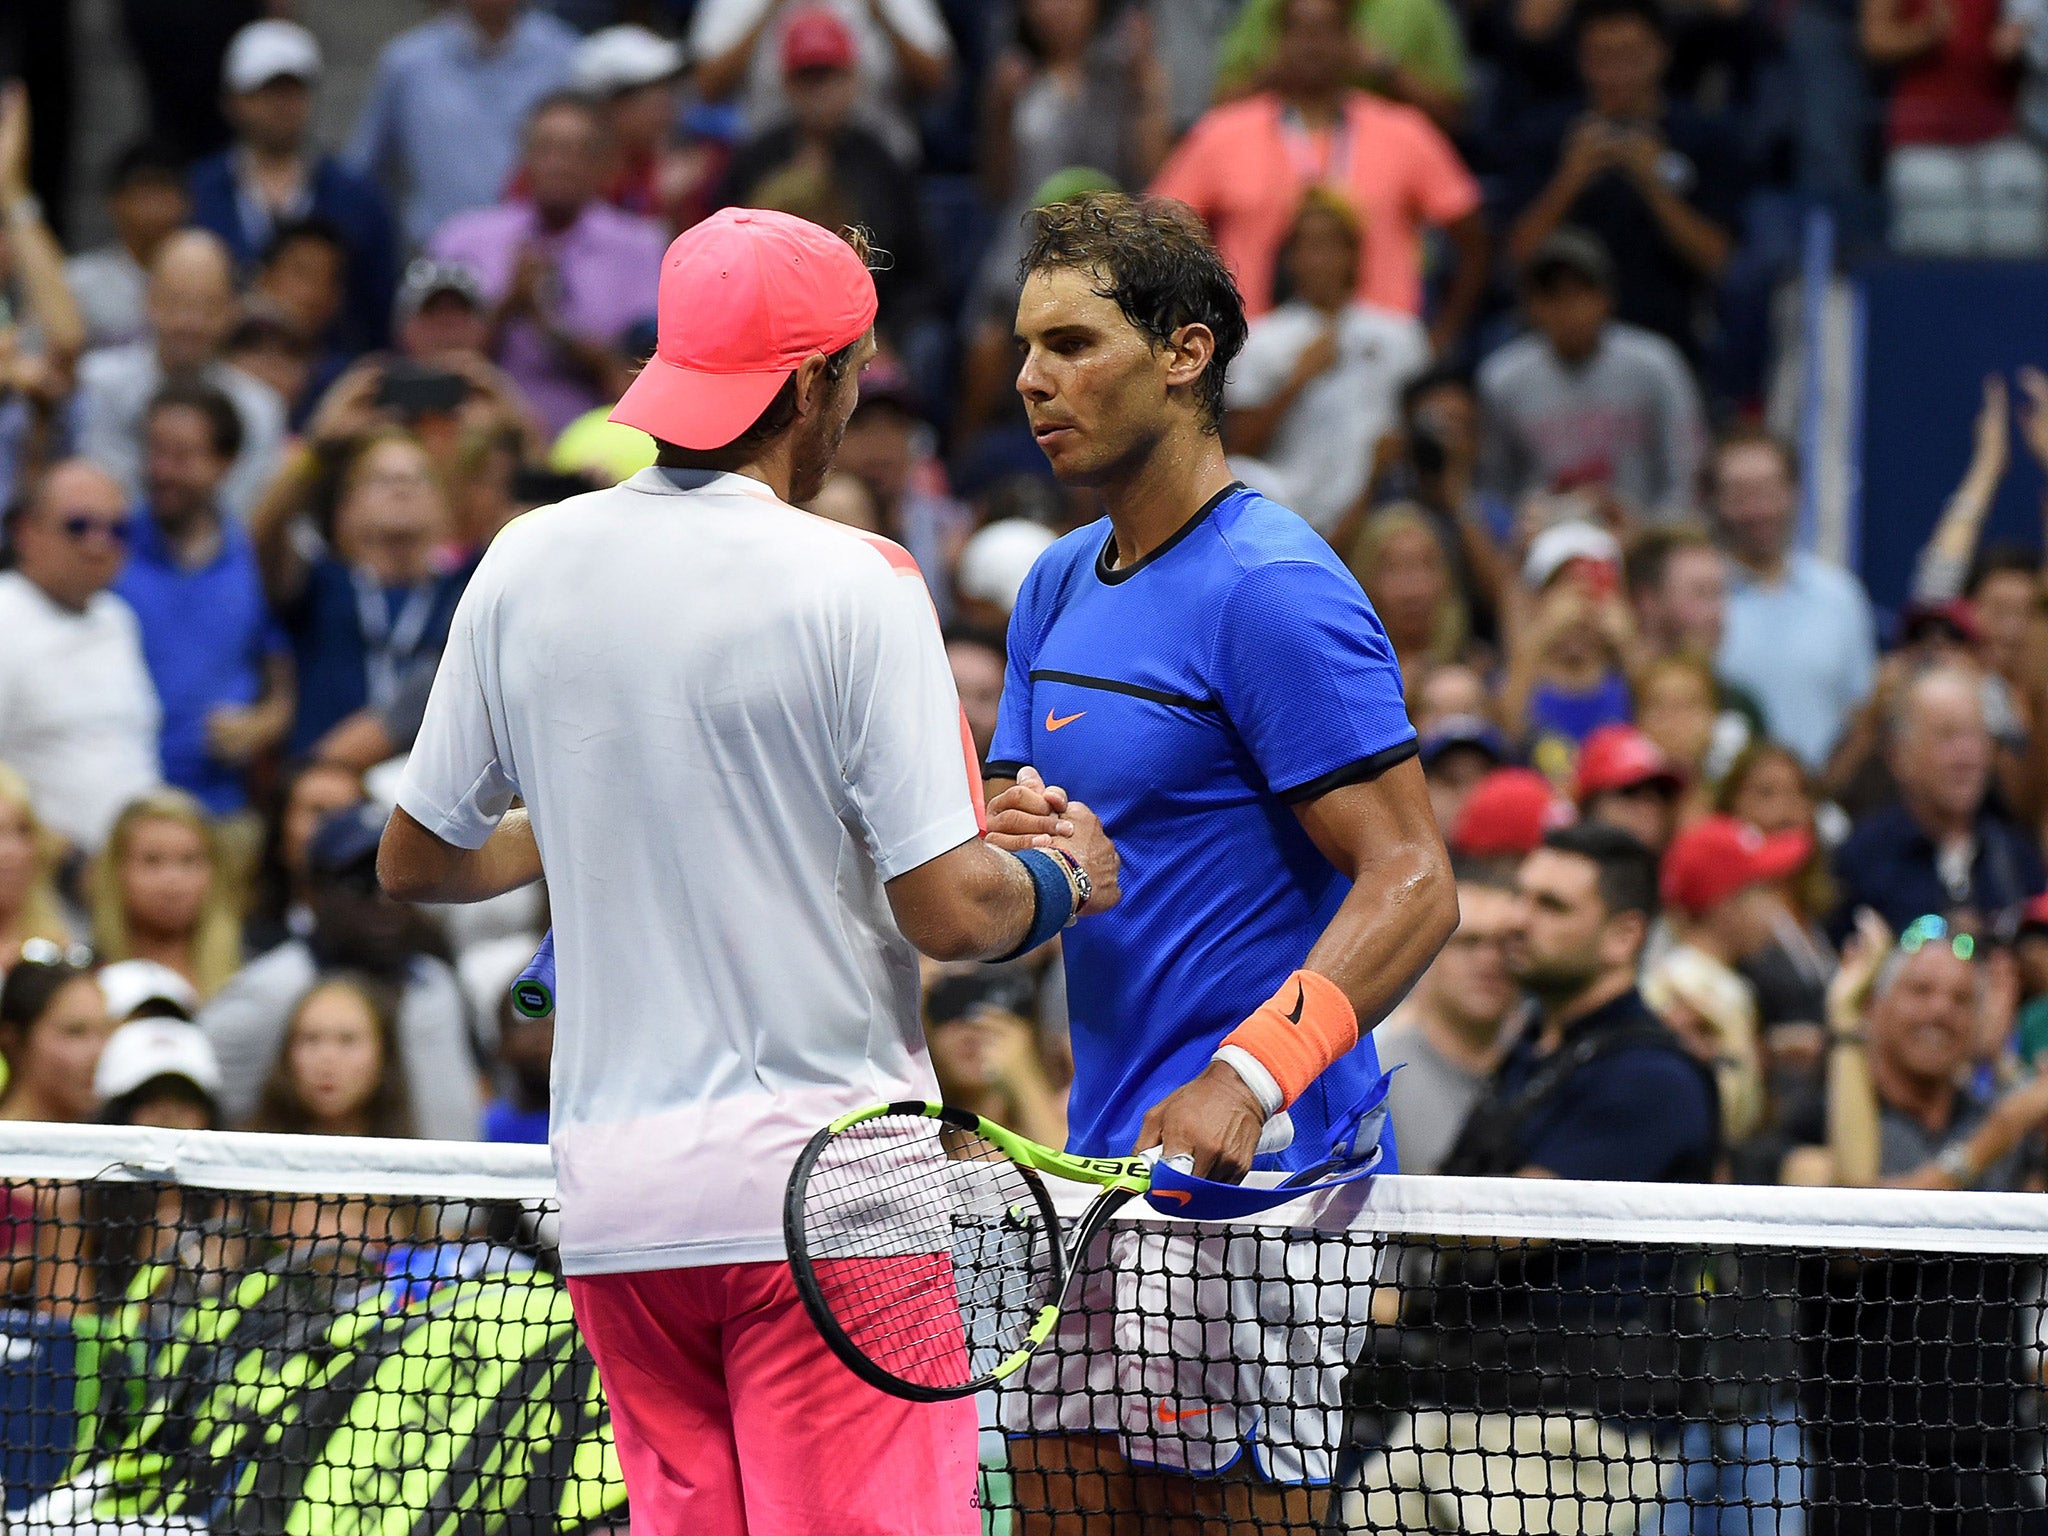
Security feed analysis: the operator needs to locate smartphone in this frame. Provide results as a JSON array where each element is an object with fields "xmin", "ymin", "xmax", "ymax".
[{"xmin": 376, "ymin": 363, "xmax": 468, "ymax": 419}]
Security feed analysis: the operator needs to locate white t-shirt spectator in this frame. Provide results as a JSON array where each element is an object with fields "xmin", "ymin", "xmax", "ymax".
[
  {"xmin": 0, "ymin": 570, "xmax": 162, "ymax": 852},
  {"xmin": 1225, "ymin": 299, "xmax": 1430, "ymax": 535},
  {"xmin": 396, "ymin": 468, "xmax": 983, "ymax": 1274},
  {"xmin": 690, "ymin": 0, "xmax": 952, "ymax": 162}
]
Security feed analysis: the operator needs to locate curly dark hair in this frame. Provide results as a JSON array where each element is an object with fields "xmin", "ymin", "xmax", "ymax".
[{"xmin": 1019, "ymin": 193, "xmax": 1248, "ymax": 434}]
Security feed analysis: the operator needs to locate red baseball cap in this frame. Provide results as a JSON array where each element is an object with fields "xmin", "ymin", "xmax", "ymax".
[
  {"xmin": 2020, "ymin": 892, "xmax": 2048, "ymax": 934},
  {"xmin": 782, "ymin": 6, "xmax": 857, "ymax": 73},
  {"xmin": 1451, "ymin": 768, "xmax": 1574, "ymax": 859},
  {"xmin": 1573, "ymin": 724, "xmax": 1684, "ymax": 804},
  {"xmin": 610, "ymin": 208, "xmax": 877, "ymax": 452},
  {"xmin": 1660, "ymin": 815, "xmax": 1813, "ymax": 918}
]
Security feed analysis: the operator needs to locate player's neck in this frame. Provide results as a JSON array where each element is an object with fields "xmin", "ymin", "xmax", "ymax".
[{"xmin": 1099, "ymin": 432, "xmax": 1235, "ymax": 571}]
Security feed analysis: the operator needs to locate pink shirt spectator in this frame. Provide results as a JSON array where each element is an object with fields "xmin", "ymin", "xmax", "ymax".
[
  {"xmin": 1150, "ymin": 90, "xmax": 1480, "ymax": 317},
  {"xmin": 1888, "ymin": 0, "xmax": 2015, "ymax": 145},
  {"xmin": 428, "ymin": 200, "xmax": 668, "ymax": 437}
]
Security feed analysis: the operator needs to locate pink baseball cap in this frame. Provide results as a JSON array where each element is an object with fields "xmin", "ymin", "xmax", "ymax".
[{"xmin": 610, "ymin": 208, "xmax": 877, "ymax": 452}]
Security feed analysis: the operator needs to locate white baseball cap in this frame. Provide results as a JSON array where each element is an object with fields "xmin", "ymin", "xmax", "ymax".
[
  {"xmin": 571, "ymin": 25, "xmax": 687, "ymax": 95},
  {"xmin": 1522, "ymin": 519, "xmax": 1622, "ymax": 589},
  {"xmin": 95, "ymin": 959, "xmax": 200, "ymax": 1023},
  {"xmin": 957, "ymin": 519, "xmax": 1056, "ymax": 614},
  {"xmin": 223, "ymin": 20, "xmax": 322, "ymax": 94},
  {"xmin": 94, "ymin": 1019, "xmax": 223, "ymax": 1103}
]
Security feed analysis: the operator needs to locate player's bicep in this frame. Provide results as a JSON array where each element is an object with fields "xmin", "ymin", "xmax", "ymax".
[{"xmin": 1291, "ymin": 756, "xmax": 1439, "ymax": 882}]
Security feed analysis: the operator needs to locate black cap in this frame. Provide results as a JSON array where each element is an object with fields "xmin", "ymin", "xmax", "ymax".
[{"xmin": 307, "ymin": 803, "xmax": 385, "ymax": 881}]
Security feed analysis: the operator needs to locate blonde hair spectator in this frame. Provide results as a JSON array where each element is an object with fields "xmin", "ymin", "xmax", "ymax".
[
  {"xmin": 1348, "ymin": 503, "xmax": 1467, "ymax": 670},
  {"xmin": 0, "ymin": 765, "xmax": 72, "ymax": 964},
  {"xmin": 90, "ymin": 790, "xmax": 245, "ymax": 999}
]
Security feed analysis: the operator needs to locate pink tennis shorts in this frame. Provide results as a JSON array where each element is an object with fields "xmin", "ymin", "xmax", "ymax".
[{"xmin": 567, "ymin": 1261, "xmax": 980, "ymax": 1536}]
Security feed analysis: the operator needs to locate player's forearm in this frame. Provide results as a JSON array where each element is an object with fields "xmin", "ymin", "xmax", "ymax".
[
  {"xmin": 378, "ymin": 805, "xmax": 542, "ymax": 905},
  {"xmin": 887, "ymin": 840, "xmax": 1041, "ymax": 962},
  {"xmin": 1303, "ymin": 836, "xmax": 1459, "ymax": 1031}
]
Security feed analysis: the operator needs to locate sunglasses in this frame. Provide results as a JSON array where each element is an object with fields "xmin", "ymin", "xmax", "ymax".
[
  {"xmin": 54, "ymin": 514, "xmax": 131, "ymax": 544},
  {"xmin": 1899, "ymin": 914, "xmax": 1975, "ymax": 962}
]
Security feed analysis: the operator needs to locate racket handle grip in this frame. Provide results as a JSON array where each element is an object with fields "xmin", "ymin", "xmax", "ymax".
[{"xmin": 511, "ymin": 930, "xmax": 555, "ymax": 1018}]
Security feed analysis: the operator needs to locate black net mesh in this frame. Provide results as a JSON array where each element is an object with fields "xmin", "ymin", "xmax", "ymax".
[{"xmin": 0, "ymin": 1160, "xmax": 2042, "ymax": 1536}]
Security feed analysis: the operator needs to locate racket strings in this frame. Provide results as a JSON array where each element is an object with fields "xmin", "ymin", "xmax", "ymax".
[{"xmin": 800, "ymin": 1115, "xmax": 1058, "ymax": 1391}]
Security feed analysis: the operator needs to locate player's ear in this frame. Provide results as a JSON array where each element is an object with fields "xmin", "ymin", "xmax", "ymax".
[
  {"xmin": 1163, "ymin": 323, "xmax": 1216, "ymax": 392},
  {"xmin": 792, "ymin": 352, "xmax": 833, "ymax": 419}
]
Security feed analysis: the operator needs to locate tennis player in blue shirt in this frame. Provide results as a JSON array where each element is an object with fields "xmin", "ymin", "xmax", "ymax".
[{"xmin": 984, "ymin": 194, "xmax": 1457, "ymax": 1531}]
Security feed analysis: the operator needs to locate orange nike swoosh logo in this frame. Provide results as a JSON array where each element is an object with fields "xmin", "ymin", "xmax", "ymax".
[
  {"xmin": 1155, "ymin": 1403, "xmax": 1217, "ymax": 1424},
  {"xmin": 1045, "ymin": 708, "xmax": 1086, "ymax": 731},
  {"xmin": 1151, "ymin": 1189, "xmax": 1192, "ymax": 1206}
]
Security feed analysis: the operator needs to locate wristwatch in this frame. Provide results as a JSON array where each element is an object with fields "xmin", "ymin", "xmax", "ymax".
[
  {"xmin": 1047, "ymin": 846, "xmax": 1092, "ymax": 923},
  {"xmin": 1937, "ymin": 1141, "xmax": 1979, "ymax": 1189}
]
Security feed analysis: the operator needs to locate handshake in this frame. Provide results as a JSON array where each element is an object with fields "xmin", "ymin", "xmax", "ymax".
[{"xmin": 984, "ymin": 767, "xmax": 1122, "ymax": 916}]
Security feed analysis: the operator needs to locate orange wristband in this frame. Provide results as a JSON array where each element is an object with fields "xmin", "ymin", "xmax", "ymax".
[{"xmin": 1217, "ymin": 970, "xmax": 1359, "ymax": 1111}]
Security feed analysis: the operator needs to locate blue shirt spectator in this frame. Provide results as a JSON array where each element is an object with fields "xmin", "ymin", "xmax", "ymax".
[
  {"xmin": 189, "ymin": 20, "xmax": 400, "ymax": 356},
  {"xmin": 1830, "ymin": 666, "xmax": 2046, "ymax": 940},
  {"xmin": 1711, "ymin": 431, "xmax": 1877, "ymax": 769},
  {"xmin": 113, "ymin": 383, "xmax": 294, "ymax": 818},
  {"xmin": 346, "ymin": 1, "xmax": 578, "ymax": 249}
]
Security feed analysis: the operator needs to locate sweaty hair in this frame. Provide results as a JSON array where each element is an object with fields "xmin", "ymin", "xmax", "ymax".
[
  {"xmin": 1542, "ymin": 822, "xmax": 1661, "ymax": 921},
  {"xmin": 1020, "ymin": 193, "xmax": 1248, "ymax": 434}
]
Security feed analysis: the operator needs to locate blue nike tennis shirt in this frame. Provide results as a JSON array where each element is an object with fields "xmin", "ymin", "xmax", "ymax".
[{"xmin": 987, "ymin": 482, "xmax": 1418, "ymax": 1171}]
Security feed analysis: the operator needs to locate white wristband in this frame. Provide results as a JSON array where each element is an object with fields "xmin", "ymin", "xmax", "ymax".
[{"xmin": 1213, "ymin": 1044, "xmax": 1284, "ymax": 1119}]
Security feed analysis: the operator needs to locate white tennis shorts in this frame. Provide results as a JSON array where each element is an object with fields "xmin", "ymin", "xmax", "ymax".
[{"xmin": 996, "ymin": 1222, "xmax": 1379, "ymax": 1485}]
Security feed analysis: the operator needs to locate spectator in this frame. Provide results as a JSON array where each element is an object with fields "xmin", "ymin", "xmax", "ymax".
[
  {"xmin": 188, "ymin": 21, "xmax": 400, "ymax": 359},
  {"xmin": 1634, "ymin": 651, "xmax": 1744, "ymax": 801},
  {"xmin": 483, "ymin": 990, "xmax": 552, "ymax": 1144},
  {"xmin": 0, "ymin": 83, "xmax": 87, "ymax": 508},
  {"xmin": 72, "ymin": 230, "xmax": 288, "ymax": 521},
  {"xmin": 0, "ymin": 461, "xmax": 161, "ymax": 855},
  {"xmin": 927, "ymin": 1001, "xmax": 1069, "ymax": 1150},
  {"xmin": 200, "ymin": 802, "xmax": 479, "ymax": 1140},
  {"xmin": 955, "ymin": 517, "xmax": 1056, "ymax": 632},
  {"xmin": 1831, "ymin": 665, "xmax": 2045, "ymax": 939},
  {"xmin": 1867, "ymin": 0, "xmax": 2048, "ymax": 254},
  {"xmin": 249, "ymin": 219, "xmax": 352, "ymax": 411},
  {"xmin": 114, "ymin": 382, "xmax": 293, "ymax": 820},
  {"xmin": 93, "ymin": 1014, "xmax": 225, "ymax": 1131},
  {"xmin": 1716, "ymin": 741, "xmax": 1840, "ymax": 1050},
  {"xmin": 1412, "ymin": 658, "xmax": 1493, "ymax": 728},
  {"xmin": 1478, "ymin": 229, "xmax": 1706, "ymax": 522},
  {"xmin": 1574, "ymin": 722, "xmax": 1685, "ymax": 853},
  {"xmin": 1500, "ymin": 521, "xmax": 1638, "ymax": 776},
  {"xmin": 0, "ymin": 765, "xmax": 70, "ymax": 964},
  {"xmin": 836, "ymin": 368, "xmax": 976, "ymax": 614},
  {"xmin": 1443, "ymin": 823, "xmax": 1718, "ymax": 1178},
  {"xmin": 1376, "ymin": 859, "xmax": 1522, "ymax": 1172},
  {"xmin": 1649, "ymin": 814, "xmax": 1815, "ymax": 1142},
  {"xmin": 346, "ymin": 0, "xmax": 578, "ymax": 251},
  {"xmin": 429, "ymin": 93, "xmax": 667, "ymax": 440},
  {"xmin": 0, "ymin": 958, "xmax": 114, "ymax": 1124},
  {"xmin": 63, "ymin": 141, "xmax": 189, "ymax": 353},
  {"xmin": 1418, "ymin": 714, "xmax": 1511, "ymax": 833},
  {"xmin": 1504, "ymin": 0, "xmax": 1744, "ymax": 360},
  {"xmin": 251, "ymin": 429, "xmax": 467, "ymax": 759},
  {"xmin": 715, "ymin": 14, "xmax": 937, "ymax": 342},
  {"xmin": 1224, "ymin": 189, "xmax": 1430, "ymax": 537},
  {"xmin": 976, "ymin": 1, "xmax": 1172, "ymax": 336},
  {"xmin": 247, "ymin": 975, "xmax": 414, "ymax": 1138},
  {"xmin": 245, "ymin": 759, "xmax": 367, "ymax": 955},
  {"xmin": 1213, "ymin": 0, "xmax": 1471, "ymax": 131},
  {"xmin": 1150, "ymin": 0, "xmax": 1488, "ymax": 348},
  {"xmin": 1449, "ymin": 764, "xmax": 1575, "ymax": 859},
  {"xmin": 89, "ymin": 790, "xmax": 244, "ymax": 1002},
  {"xmin": 223, "ymin": 307, "xmax": 315, "ymax": 424},
  {"xmin": 947, "ymin": 627, "xmax": 1007, "ymax": 764},
  {"xmin": 691, "ymin": 0, "xmax": 953, "ymax": 165},
  {"xmin": 1349, "ymin": 503, "xmax": 1469, "ymax": 672},
  {"xmin": 1713, "ymin": 427, "xmax": 1878, "ymax": 770},
  {"xmin": 392, "ymin": 260, "xmax": 491, "ymax": 367},
  {"xmin": 564, "ymin": 25, "xmax": 690, "ymax": 224},
  {"xmin": 1626, "ymin": 521, "xmax": 1769, "ymax": 739}
]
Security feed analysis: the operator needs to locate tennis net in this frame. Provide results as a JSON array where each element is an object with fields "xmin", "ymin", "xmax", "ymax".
[{"xmin": 0, "ymin": 1125, "xmax": 2044, "ymax": 1535}]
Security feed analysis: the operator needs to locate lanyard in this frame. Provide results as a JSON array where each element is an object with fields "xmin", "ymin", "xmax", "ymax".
[
  {"xmin": 350, "ymin": 567, "xmax": 438, "ymax": 711},
  {"xmin": 1278, "ymin": 104, "xmax": 1353, "ymax": 190}
]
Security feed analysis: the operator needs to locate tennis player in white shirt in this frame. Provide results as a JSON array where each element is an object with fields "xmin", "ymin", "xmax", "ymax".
[{"xmin": 377, "ymin": 208, "xmax": 1119, "ymax": 1536}]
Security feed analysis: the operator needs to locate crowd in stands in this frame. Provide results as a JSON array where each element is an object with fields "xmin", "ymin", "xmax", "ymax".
[{"xmin": 0, "ymin": 0, "xmax": 2043, "ymax": 1236}]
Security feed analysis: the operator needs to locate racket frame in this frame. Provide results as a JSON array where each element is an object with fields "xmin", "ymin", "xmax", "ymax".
[{"xmin": 784, "ymin": 1100, "xmax": 1152, "ymax": 1402}]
